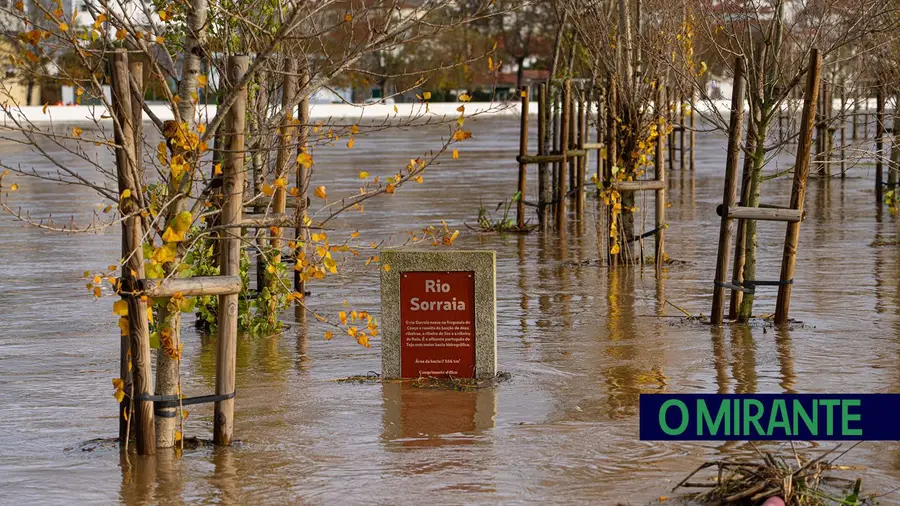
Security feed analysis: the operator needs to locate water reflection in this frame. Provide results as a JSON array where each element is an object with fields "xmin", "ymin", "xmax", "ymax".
[
  {"xmin": 381, "ymin": 382, "xmax": 496, "ymax": 449},
  {"xmin": 730, "ymin": 325, "xmax": 758, "ymax": 394}
]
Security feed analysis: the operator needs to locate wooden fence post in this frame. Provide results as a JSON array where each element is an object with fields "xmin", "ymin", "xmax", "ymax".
[
  {"xmin": 517, "ymin": 86, "xmax": 529, "ymax": 229},
  {"xmin": 111, "ymin": 49, "xmax": 155, "ymax": 455},
  {"xmin": 294, "ymin": 66, "xmax": 310, "ymax": 294},
  {"xmin": 774, "ymin": 49, "xmax": 821, "ymax": 324},
  {"xmin": 710, "ymin": 57, "xmax": 747, "ymax": 325},
  {"xmin": 556, "ymin": 80, "xmax": 570, "ymax": 231},
  {"xmin": 537, "ymin": 83, "xmax": 550, "ymax": 228},
  {"xmin": 214, "ymin": 55, "xmax": 248, "ymax": 446}
]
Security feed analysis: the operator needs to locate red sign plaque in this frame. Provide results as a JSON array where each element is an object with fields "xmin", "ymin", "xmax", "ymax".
[{"xmin": 399, "ymin": 271, "xmax": 476, "ymax": 378}]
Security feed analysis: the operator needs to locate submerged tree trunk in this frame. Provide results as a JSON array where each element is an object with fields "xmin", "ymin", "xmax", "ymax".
[
  {"xmin": 156, "ymin": 0, "xmax": 209, "ymax": 449},
  {"xmin": 738, "ymin": 113, "xmax": 771, "ymax": 322}
]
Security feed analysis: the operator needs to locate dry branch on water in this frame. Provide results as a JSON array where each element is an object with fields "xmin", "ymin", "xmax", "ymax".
[{"xmin": 675, "ymin": 446, "xmax": 875, "ymax": 506}]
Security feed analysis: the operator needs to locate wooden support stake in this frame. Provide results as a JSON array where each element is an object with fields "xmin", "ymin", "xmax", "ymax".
[
  {"xmin": 689, "ymin": 93, "xmax": 696, "ymax": 171},
  {"xmin": 840, "ymin": 89, "xmax": 846, "ymax": 177},
  {"xmin": 710, "ymin": 57, "xmax": 747, "ymax": 325},
  {"xmin": 537, "ymin": 83, "xmax": 549, "ymax": 228},
  {"xmin": 596, "ymin": 87, "xmax": 605, "ymax": 191},
  {"xmin": 517, "ymin": 86, "xmax": 529, "ymax": 229},
  {"xmin": 270, "ymin": 59, "xmax": 296, "ymax": 284},
  {"xmin": 774, "ymin": 49, "xmax": 821, "ymax": 325},
  {"xmin": 576, "ymin": 94, "xmax": 586, "ymax": 218},
  {"xmin": 556, "ymin": 80, "xmax": 570, "ymax": 231},
  {"xmin": 655, "ymin": 84, "xmax": 666, "ymax": 265},
  {"xmin": 214, "ymin": 55, "xmax": 248, "ymax": 446},
  {"xmin": 679, "ymin": 97, "xmax": 686, "ymax": 171},
  {"xmin": 875, "ymin": 86, "xmax": 885, "ymax": 204},
  {"xmin": 606, "ymin": 76, "xmax": 618, "ymax": 265},
  {"xmin": 294, "ymin": 66, "xmax": 311, "ymax": 294},
  {"xmin": 141, "ymin": 276, "xmax": 242, "ymax": 298},
  {"xmin": 111, "ymin": 50, "xmax": 155, "ymax": 455},
  {"xmin": 668, "ymin": 87, "xmax": 676, "ymax": 172},
  {"xmin": 719, "ymin": 206, "xmax": 803, "ymax": 222},
  {"xmin": 567, "ymin": 91, "xmax": 577, "ymax": 198},
  {"xmin": 612, "ymin": 180, "xmax": 666, "ymax": 192}
]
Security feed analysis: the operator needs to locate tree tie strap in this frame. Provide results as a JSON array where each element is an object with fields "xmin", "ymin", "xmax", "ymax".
[
  {"xmin": 135, "ymin": 392, "xmax": 236, "ymax": 418},
  {"xmin": 628, "ymin": 225, "xmax": 667, "ymax": 242}
]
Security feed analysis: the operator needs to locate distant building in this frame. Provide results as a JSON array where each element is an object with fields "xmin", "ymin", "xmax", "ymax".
[{"xmin": 0, "ymin": 1, "xmax": 41, "ymax": 106}]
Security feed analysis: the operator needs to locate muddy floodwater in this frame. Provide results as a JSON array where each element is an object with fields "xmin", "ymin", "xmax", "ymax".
[{"xmin": 1, "ymin": 114, "xmax": 899, "ymax": 504}]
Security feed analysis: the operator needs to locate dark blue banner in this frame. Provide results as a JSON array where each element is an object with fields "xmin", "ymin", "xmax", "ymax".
[{"xmin": 639, "ymin": 394, "xmax": 900, "ymax": 441}]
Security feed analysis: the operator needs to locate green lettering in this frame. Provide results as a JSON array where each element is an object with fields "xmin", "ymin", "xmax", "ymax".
[
  {"xmin": 698, "ymin": 399, "xmax": 729, "ymax": 436},
  {"xmin": 767, "ymin": 399, "xmax": 792, "ymax": 436},
  {"xmin": 841, "ymin": 399, "xmax": 862, "ymax": 436},
  {"xmin": 820, "ymin": 399, "xmax": 840, "ymax": 436},
  {"xmin": 743, "ymin": 399, "xmax": 765, "ymax": 436},
  {"xmin": 659, "ymin": 399, "xmax": 689, "ymax": 436},
  {"xmin": 793, "ymin": 399, "xmax": 818, "ymax": 435}
]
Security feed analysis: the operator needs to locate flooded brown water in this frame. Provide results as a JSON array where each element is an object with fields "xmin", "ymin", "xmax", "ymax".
[{"xmin": 1, "ymin": 115, "xmax": 900, "ymax": 504}]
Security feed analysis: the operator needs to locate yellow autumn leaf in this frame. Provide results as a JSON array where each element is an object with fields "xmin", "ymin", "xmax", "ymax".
[
  {"xmin": 59, "ymin": 22, "xmax": 68, "ymax": 32},
  {"xmin": 172, "ymin": 211, "xmax": 192, "ymax": 233},
  {"xmin": 488, "ymin": 56, "xmax": 493, "ymax": 71},
  {"xmin": 296, "ymin": 151, "xmax": 313, "ymax": 168},
  {"xmin": 152, "ymin": 243, "xmax": 178, "ymax": 263},
  {"xmin": 314, "ymin": 186, "xmax": 327, "ymax": 199},
  {"xmin": 114, "ymin": 389, "xmax": 126, "ymax": 402},
  {"xmin": 385, "ymin": 183, "xmax": 395, "ymax": 194},
  {"xmin": 459, "ymin": 93, "xmax": 471, "ymax": 102},
  {"xmin": 344, "ymin": 13, "xmax": 352, "ymax": 22},
  {"xmin": 116, "ymin": 28, "xmax": 126, "ymax": 40},
  {"xmin": 9, "ymin": 183, "xmax": 18, "ymax": 191},
  {"xmin": 72, "ymin": 126, "xmax": 83, "ymax": 137},
  {"xmin": 452, "ymin": 130, "xmax": 472, "ymax": 142},
  {"xmin": 214, "ymin": 163, "xmax": 222, "ymax": 175},
  {"xmin": 196, "ymin": 75, "xmax": 208, "ymax": 88},
  {"xmin": 120, "ymin": 189, "xmax": 131, "ymax": 200},
  {"xmin": 324, "ymin": 330, "xmax": 334, "ymax": 340},
  {"xmin": 350, "ymin": 230, "xmax": 360, "ymax": 238},
  {"xmin": 423, "ymin": 91, "xmax": 431, "ymax": 100},
  {"xmin": 383, "ymin": 264, "xmax": 392, "ymax": 272},
  {"xmin": 42, "ymin": 103, "xmax": 49, "ymax": 114},
  {"xmin": 93, "ymin": 287, "xmax": 102, "ymax": 297},
  {"xmin": 347, "ymin": 139, "xmax": 355, "ymax": 149},
  {"xmin": 261, "ymin": 183, "xmax": 274, "ymax": 196},
  {"xmin": 452, "ymin": 149, "xmax": 459, "ymax": 159},
  {"xmin": 161, "ymin": 226, "xmax": 184, "ymax": 243},
  {"xmin": 350, "ymin": 125, "xmax": 359, "ymax": 134},
  {"xmin": 93, "ymin": 275, "xmax": 102, "ymax": 284},
  {"xmin": 358, "ymin": 171, "xmax": 369, "ymax": 179},
  {"xmin": 112, "ymin": 377, "xmax": 125, "ymax": 390},
  {"xmin": 113, "ymin": 300, "xmax": 128, "ymax": 316}
]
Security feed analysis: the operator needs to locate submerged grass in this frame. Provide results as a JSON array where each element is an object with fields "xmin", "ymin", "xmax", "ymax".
[{"xmin": 675, "ymin": 444, "xmax": 877, "ymax": 505}]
